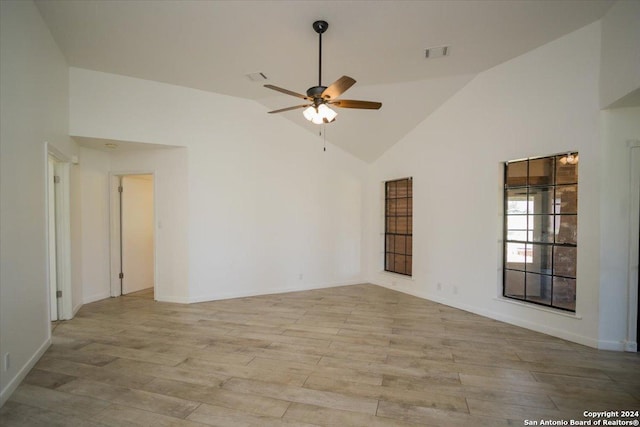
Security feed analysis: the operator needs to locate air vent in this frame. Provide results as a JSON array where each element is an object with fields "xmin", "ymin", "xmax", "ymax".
[
  {"xmin": 246, "ymin": 72, "xmax": 268, "ymax": 82},
  {"xmin": 425, "ymin": 46, "xmax": 450, "ymax": 59}
]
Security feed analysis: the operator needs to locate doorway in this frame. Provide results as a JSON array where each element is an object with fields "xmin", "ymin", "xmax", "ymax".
[
  {"xmin": 637, "ymin": 171, "xmax": 640, "ymax": 350},
  {"xmin": 111, "ymin": 174, "xmax": 155, "ymax": 298},
  {"xmin": 47, "ymin": 156, "xmax": 60, "ymax": 321},
  {"xmin": 631, "ymin": 143, "xmax": 640, "ymax": 351},
  {"xmin": 46, "ymin": 147, "xmax": 72, "ymax": 322}
]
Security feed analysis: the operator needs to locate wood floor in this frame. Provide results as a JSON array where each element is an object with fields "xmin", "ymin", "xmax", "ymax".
[{"xmin": 2, "ymin": 284, "xmax": 639, "ymax": 426}]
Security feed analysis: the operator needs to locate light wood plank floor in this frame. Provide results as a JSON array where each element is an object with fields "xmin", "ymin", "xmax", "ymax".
[{"xmin": 2, "ymin": 284, "xmax": 639, "ymax": 426}]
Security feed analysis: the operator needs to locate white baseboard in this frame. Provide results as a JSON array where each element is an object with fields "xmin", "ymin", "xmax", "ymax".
[
  {"xmin": 597, "ymin": 340, "xmax": 626, "ymax": 352},
  {"xmin": 185, "ymin": 280, "xmax": 363, "ymax": 304},
  {"xmin": 624, "ymin": 341, "xmax": 638, "ymax": 352},
  {"xmin": 155, "ymin": 295, "xmax": 191, "ymax": 304},
  {"xmin": 82, "ymin": 292, "xmax": 111, "ymax": 304},
  {"xmin": 0, "ymin": 337, "xmax": 51, "ymax": 407},
  {"xmin": 72, "ymin": 302, "xmax": 83, "ymax": 316},
  {"xmin": 373, "ymin": 281, "xmax": 602, "ymax": 350}
]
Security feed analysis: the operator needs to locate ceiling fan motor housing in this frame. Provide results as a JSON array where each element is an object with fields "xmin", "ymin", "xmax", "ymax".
[{"xmin": 307, "ymin": 85, "xmax": 328, "ymax": 102}]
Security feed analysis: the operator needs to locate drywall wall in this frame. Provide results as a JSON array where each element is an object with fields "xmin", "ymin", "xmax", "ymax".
[
  {"xmin": 70, "ymin": 162, "xmax": 84, "ymax": 314},
  {"xmin": 599, "ymin": 106, "xmax": 640, "ymax": 350},
  {"xmin": 69, "ymin": 67, "xmax": 367, "ymax": 302},
  {"xmin": 77, "ymin": 146, "xmax": 188, "ymax": 303},
  {"xmin": 366, "ymin": 22, "xmax": 605, "ymax": 347},
  {"xmin": 110, "ymin": 148, "xmax": 189, "ymax": 302},
  {"xmin": 121, "ymin": 175, "xmax": 154, "ymax": 294},
  {"xmin": 599, "ymin": 0, "xmax": 640, "ymax": 108},
  {"xmin": 78, "ymin": 147, "xmax": 112, "ymax": 303},
  {"xmin": 0, "ymin": 0, "xmax": 75, "ymax": 405}
]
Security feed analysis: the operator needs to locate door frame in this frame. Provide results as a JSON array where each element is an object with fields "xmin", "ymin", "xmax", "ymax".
[
  {"xmin": 627, "ymin": 140, "xmax": 640, "ymax": 352},
  {"xmin": 45, "ymin": 143, "xmax": 73, "ymax": 320},
  {"xmin": 47, "ymin": 156, "xmax": 59, "ymax": 321},
  {"xmin": 109, "ymin": 171, "xmax": 157, "ymax": 298}
]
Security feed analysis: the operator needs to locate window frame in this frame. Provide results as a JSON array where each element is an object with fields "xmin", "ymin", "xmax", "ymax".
[
  {"xmin": 384, "ymin": 177, "xmax": 413, "ymax": 276},
  {"xmin": 502, "ymin": 154, "xmax": 578, "ymax": 312}
]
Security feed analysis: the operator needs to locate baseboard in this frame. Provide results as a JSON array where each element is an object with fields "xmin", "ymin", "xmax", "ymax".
[
  {"xmin": 155, "ymin": 295, "xmax": 191, "ymax": 304},
  {"xmin": 0, "ymin": 337, "xmax": 51, "ymax": 407},
  {"xmin": 186, "ymin": 280, "xmax": 363, "ymax": 304},
  {"xmin": 82, "ymin": 292, "xmax": 111, "ymax": 304},
  {"xmin": 374, "ymin": 281, "xmax": 601, "ymax": 349},
  {"xmin": 72, "ymin": 302, "xmax": 83, "ymax": 316},
  {"xmin": 597, "ymin": 340, "xmax": 626, "ymax": 352},
  {"xmin": 623, "ymin": 341, "xmax": 637, "ymax": 352}
]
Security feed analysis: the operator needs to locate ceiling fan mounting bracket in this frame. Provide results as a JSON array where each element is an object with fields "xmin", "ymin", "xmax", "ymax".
[{"xmin": 312, "ymin": 20, "xmax": 328, "ymax": 34}]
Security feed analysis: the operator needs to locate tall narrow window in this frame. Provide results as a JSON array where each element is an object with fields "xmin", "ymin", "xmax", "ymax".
[
  {"xmin": 385, "ymin": 178, "xmax": 412, "ymax": 276},
  {"xmin": 503, "ymin": 153, "xmax": 578, "ymax": 312}
]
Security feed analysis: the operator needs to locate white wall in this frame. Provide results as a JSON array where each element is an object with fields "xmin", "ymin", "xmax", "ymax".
[
  {"xmin": 78, "ymin": 147, "xmax": 112, "ymax": 303},
  {"xmin": 70, "ymin": 162, "xmax": 84, "ymax": 314},
  {"xmin": 366, "ymin": 22, "xmax": 605, "ymax": 348},
  {"xmin": 599, "ymin": 106, "xmax": 640, "ymax": 350},
  {"xmin": 599, "ymin": 0, "xmax": 640, "ymax": 108},
  {"xmin": 77, "ymin": 146, "xmax": 189, "ymax": 303},
  {"xmin": 69, "ymin": 68, "xmax": 368, "ymax": 302},
  {"xmin": 122, "ymin": 176, "xmax": 155, "ymax": 294},
  {"xmin": 110, "ymin": 148, "xmax": 189, "ymax": 302},
  {"xmin": 0, "ymin": 0, "xmax": 76, "ymax": 405}
]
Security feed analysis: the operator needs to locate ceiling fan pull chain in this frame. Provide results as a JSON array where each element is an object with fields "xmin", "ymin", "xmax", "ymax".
[{"xmin": 323, "ymin": 123, "xmax": 327, "ymax": 152}]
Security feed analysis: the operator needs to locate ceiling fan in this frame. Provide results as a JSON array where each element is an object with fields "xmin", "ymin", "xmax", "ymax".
[{"xmin": 264, "ymin": 20, "xmax": 382, "ymax": 124}]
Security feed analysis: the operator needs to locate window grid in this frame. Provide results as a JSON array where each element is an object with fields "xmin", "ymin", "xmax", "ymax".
[
  {"xmin": 503, "ymin": 154, "xmax": 578, "ymax": 312},
  {"xmin": 384, "ymin": 178, "xmax": 412, "ymax": 276}
]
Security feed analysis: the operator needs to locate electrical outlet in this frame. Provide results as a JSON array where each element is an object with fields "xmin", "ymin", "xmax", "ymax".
[
  {"xmin": 3, "ymin": 353, "xmax": 9, "ymax": 371},
  {"xmin": 298, "ymin": 273, "xmax": 303, "ymax": 281},
  {"xmin": 453, "ymin": 286, "xmax": 458, "ymax": 295},
  {"xmin": 437, "ymin": 282, "xmax": 442, "ymax": 291}
]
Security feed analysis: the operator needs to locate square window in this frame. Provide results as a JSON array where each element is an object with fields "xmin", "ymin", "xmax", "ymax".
[
  {"xmin": 504, "ymin": 270, "xmax": 525, "ymax": 299},
  {"xmin": 525, "ymin": 273, "xmax": 552, "ymax": 305}
]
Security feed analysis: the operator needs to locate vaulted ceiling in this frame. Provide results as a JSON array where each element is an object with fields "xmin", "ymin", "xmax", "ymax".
[{"xmin": 35, "ymin": 0, "xmax": 614, "ymax": 162}]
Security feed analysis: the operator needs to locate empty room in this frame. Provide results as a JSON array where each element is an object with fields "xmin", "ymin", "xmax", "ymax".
[{"xmin": 1, "ymin": 0, "xmax": 639, "ymax": 426}]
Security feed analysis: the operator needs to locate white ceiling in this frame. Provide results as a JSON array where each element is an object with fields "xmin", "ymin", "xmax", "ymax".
[{"xmin": 35, "ymin": 0, "xmax": 614, "ymax": 162}]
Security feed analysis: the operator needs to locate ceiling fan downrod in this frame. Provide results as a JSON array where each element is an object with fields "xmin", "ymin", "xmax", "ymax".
[{"xmin": 313, "ymin": 20, "xmax": 328, "ymax": 88}]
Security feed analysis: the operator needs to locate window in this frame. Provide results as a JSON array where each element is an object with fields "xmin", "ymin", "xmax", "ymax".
[
  {"xmin": 385, "ymin": 178, "xmax": 412, "ymax": 276},
  {"xmin": 503, "ymin": 154, "xmax": 578, "ymax": 311}
]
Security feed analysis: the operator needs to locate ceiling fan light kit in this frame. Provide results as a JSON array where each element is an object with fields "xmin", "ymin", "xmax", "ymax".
[
  {"xmin": 265, "ymin": 20, "xmax": 382, "ymax": 124},
  {"xmin": 303, "ymin": 104, "xmax": 338, "ymax": 124}
]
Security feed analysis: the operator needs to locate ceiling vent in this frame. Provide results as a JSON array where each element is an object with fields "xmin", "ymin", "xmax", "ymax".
[
  {"xmin": 246, "ymin": 72, "xmax": 268, "ymax": 82},
  {"xmin": 425, "ymin": 46, "xmax": 450, "ymax": 59}
]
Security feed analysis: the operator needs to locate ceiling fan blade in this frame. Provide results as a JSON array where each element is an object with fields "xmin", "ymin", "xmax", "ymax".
[
  {"xmin": 321, "ymin": 76, "xmax": 356, "ymax": 100},
  {"xmin": 264, "ymin": 84, "xmax": 310, "ymax": 100},
  {"xmin": 330, "ymin": 99, "xmax": 382, "ymax": 110},
  {"xmin": 267, "ymin": 104, "xmax": 311, "ymax": 114}
]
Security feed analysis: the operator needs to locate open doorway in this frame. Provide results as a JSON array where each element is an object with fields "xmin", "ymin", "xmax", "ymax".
[
  {"xmin": 629, "ymin": 147, "xmax": 640, "ymax": 352},
  {"xmin": 631, "ymin": 143, "xmax": 640, "ymax": 352},
  {"xmin": 47, "ymin": 156, "xmax": 61, "ymax": 321},
  {"xmin": 111, "ymin": 174, "xmax": 155, "ymax": 299},
  {"xmin": 46, "ymin": 148, "xmax": 72, "ymax": 322}
]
